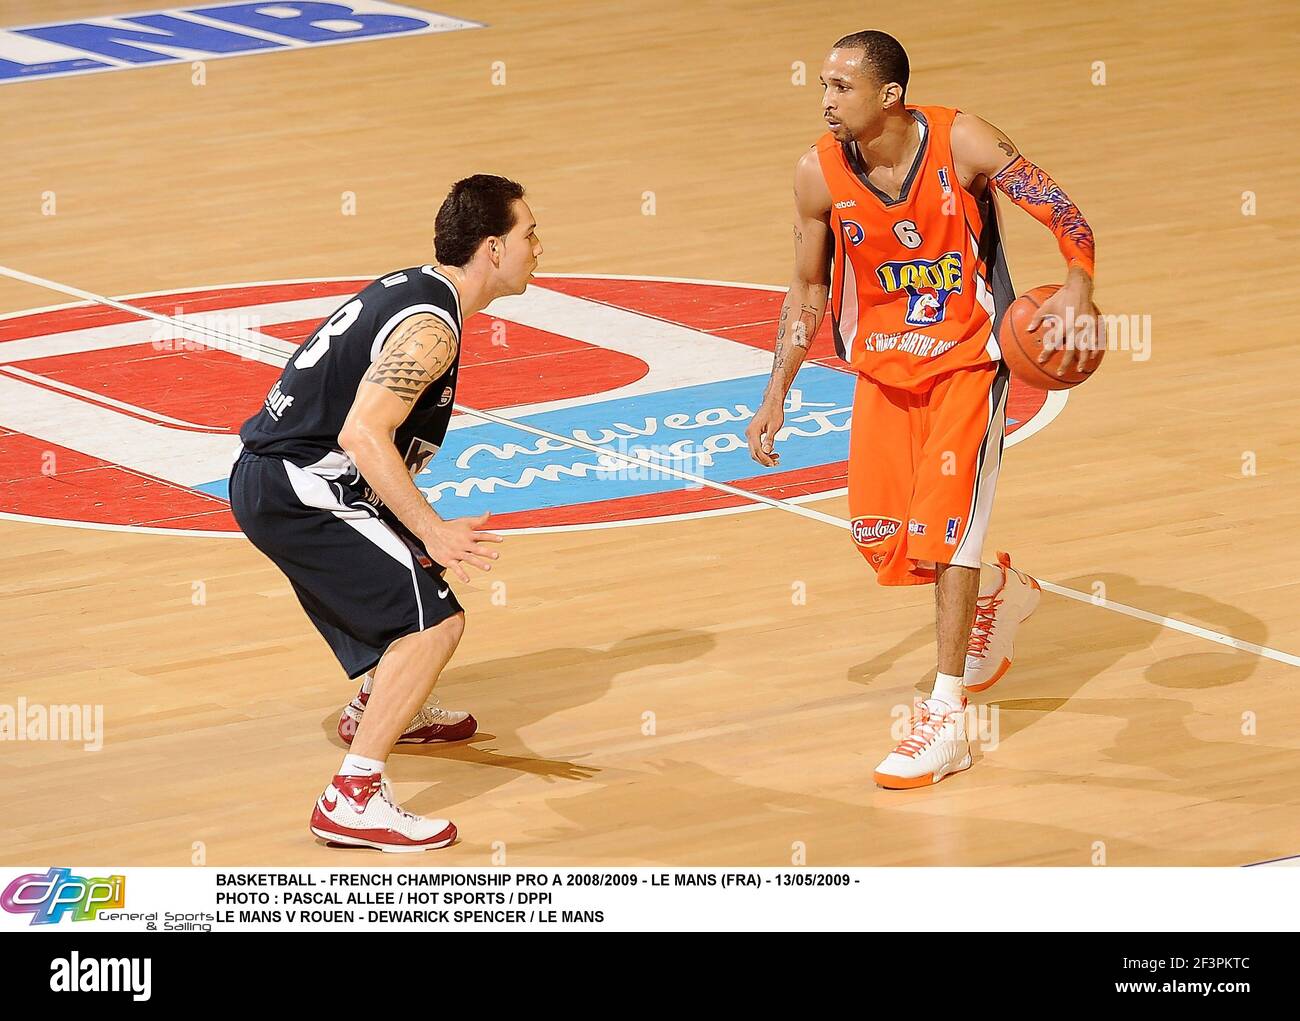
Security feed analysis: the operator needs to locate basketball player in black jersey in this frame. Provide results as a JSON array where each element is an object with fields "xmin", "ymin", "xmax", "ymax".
[{"xmin": 230, "ymin": 175, "xmax": 543, "ymax": 851}]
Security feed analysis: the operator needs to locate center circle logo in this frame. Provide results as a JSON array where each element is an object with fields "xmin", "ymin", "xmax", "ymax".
[{"xmin": 0, "ymin": 274, "xmax": 1061, "ymax": 536}]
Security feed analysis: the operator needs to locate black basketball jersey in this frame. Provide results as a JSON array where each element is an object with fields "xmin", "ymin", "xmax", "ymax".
[{"xmin": 239, "ymin": 265, "xmax": 462, "ymax": 498}]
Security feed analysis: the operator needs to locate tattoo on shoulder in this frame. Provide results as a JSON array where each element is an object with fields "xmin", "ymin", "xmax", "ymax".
[
  {"xmin": 997, "ymin": 139, "xmax": 1016, "ymax": 158},
  {"xmin": 364, "ymin": 316, "xmax": 458, "ymax": 407}
]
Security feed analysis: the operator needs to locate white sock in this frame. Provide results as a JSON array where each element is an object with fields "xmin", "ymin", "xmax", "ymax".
[
  {"xmin": 359, "ymin": 670, "xmax": 376, "ymax": 695},
  {"xmin": 339, "ymin": 753, "xmax": 385, "ymax": 777},
  {"xmin": 929, "ymin": 671, "xmax": 964, "ymax": 711}
]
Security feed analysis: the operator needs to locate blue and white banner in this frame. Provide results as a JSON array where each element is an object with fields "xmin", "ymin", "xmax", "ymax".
[{"xmin": 0, "ymin": 2, "xmax": 483, "ymax": 84}]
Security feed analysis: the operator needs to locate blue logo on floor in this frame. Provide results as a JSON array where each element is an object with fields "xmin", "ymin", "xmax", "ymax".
[
  {"xmin": 413, "ymin": 367, "xmax": 854, "ymax": 521},
  {"xmin": 0, "ymin": 3, "xmax": 483, "ymax": 85}
]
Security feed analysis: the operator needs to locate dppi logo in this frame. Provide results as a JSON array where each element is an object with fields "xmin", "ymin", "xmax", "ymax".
[
  {"xmin": 852, "ymin": 516, "xmax": 902, "ymax": 548},
  {"xmin": 876, "ymin": 252, "xmax": 964, "ymax": 326},
  {"xmin": 0, "ymin": 275, "xmax": 1059, "ymax": 537},
  {"xmin": 1, "ymin": 867, "xmax": 126, "ymax": 924}
]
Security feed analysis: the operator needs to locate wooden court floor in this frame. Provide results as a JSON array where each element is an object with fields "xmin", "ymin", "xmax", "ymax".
[{"xmin": 2, "ymin": 0, "xmax": 1299, "ymax": 866}]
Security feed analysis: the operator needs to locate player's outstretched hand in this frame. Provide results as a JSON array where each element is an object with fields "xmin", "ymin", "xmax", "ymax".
[
  {"xmin": 746, "ymin": 398, "xmax": 785, "ymax": 467},
  {"xmin": 423, "ymin": 512, "xmax": 503, "ymax": 583}
]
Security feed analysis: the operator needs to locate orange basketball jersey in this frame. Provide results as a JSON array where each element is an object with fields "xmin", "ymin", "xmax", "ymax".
[{"xmin": 816, "ymin": 105, "xmax": 1013, "ymax": 391}]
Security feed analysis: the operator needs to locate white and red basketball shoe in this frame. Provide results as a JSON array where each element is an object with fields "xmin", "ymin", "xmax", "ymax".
[
  {"xmin": 337, "ymin": 690, "xmax": 478, "ymax": 745},
  {"xmin": 963, "ymin": 551, "xmax": 1041, "ymax": 694},
  {"xmin": 873, "ymin": 698, "xmax": 972, "ymax": 790},
  {"xmin": 309, "ymin": 773, "xmax": 457, "ymax": 852}
]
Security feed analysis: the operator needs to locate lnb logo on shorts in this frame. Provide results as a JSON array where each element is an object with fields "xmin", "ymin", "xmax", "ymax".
[
  {"xmin": 876, "ymin": 252, "xmax": 963, "ymax": 326},
  {"xmin": 945, "ymin": 516, "xmax": 962, "ymax": 545},
  {"xmin": 851, "ymin": 515, "xmax": 901, "ymax": 548},
  {"xmin": 50, "ymin": 952, "xmax": 151, "ymax": 1002},
  {"xmin": 1, "ymin": 867, "xmax": 126, "ymax": 924}
]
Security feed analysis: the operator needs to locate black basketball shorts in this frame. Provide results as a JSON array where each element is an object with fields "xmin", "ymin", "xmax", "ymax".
[{"xmin": 229, "ymin": 449, "xmax": 463, "ymax": 679}]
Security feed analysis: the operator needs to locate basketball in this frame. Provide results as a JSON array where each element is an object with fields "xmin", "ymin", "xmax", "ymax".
[{"xmin": 998, "ymin": 284, "xmax": 1105, "ymax": 390}]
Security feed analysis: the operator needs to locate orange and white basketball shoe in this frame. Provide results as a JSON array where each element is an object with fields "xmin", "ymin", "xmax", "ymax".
[
  {"xmin": 963, "ymin": 551, "xmax": 1041, "ymax": 694},
  {"xmin": 309, "ymin": 773, "xmax": 457, "ymax": 852},
  {"xmin": 873, "ymin": 698, "xmax": 972, "ymax": 789},
  {"xmin": 337, "ymin": 690, "xmax": 478, "ymax": 745}
]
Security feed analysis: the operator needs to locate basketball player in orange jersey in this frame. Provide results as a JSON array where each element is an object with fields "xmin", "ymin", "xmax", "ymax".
[{"xmin": 746, "ymin": 30, "xmax": 1100, "ymax": 788}]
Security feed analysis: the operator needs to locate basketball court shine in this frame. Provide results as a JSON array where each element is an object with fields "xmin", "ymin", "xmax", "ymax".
[{"xmin": 1, "ymin": 0, "xmax": 1298, "ymax": 867}]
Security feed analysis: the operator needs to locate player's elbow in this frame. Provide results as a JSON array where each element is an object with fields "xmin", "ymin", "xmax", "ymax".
[
  {"xmin": 338, "ymin": 419, "xmax": 380, "ymax": 468},
  {"xmin": 791, "ymin": 272, "xmax": 830, "ymax": 303}
]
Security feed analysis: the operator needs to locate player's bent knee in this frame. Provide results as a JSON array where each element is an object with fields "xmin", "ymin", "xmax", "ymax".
[
  {"xmin": 390, "ymin": 611, "xmax": 465, "ymax": 662},
  {"xmin": 432, "ymin": 610, "xmax": 465, "ymax": 647}
]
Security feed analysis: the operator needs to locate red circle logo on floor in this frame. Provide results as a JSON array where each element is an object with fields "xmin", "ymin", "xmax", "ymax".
[{"xmin": 0, "ymin": 275, "xmax": 1058, "ymax": 536}]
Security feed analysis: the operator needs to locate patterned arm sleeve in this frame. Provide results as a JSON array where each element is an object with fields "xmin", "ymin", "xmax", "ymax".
[{"xmin": 992, "ymin": 155, "xmax": 1096, "ymax": 278}]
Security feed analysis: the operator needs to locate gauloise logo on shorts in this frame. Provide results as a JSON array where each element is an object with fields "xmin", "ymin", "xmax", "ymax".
[
  {"xmin": 1, "ymin": 867, "xmax": 126, "ymax": 924},
  {"xmin": 876, "ymin": 251, "xmax": 963, "ymax": 327},
  {"xmin": 851, "ymin": 515, "xmax": 901, "ymax": 548}
]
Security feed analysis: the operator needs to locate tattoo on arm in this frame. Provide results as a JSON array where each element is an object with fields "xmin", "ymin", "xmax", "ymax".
[
  {"xmin": 771, "ymin": 299, "xmax": 818, "ymax": 390},
  {"xmin": 770, "ymin": 339, "xmax": 787, "ymax": 381},
  {"xmin": 791, "ymin": 304, "xmax": 818, "ymax": 349},
  {"xmin": 992, "ymin": 155, "xmax": 1095, "ymax": 271},
  {"xmin": 364, "ymin": 316, "xmax": 458, "ymax": 407}
]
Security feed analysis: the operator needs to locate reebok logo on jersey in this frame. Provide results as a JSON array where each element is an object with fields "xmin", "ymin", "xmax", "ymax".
[{"xmin": 834, "ymin": 199, "xmax": 857, "ymax": 208}]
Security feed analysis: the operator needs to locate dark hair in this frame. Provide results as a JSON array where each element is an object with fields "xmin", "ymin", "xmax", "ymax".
[
  {"xmin": 833, "ymin": 30, "xmax": 909, "ymax": 100},
  {"xmin": 434, "ymin": 174, "xmax": 526, "ymax": 267}
]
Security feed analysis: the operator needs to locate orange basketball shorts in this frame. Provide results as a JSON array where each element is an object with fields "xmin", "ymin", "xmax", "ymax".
[{"xmin": 847, "ymin": 361, "xmax": 1010, "ymax": 586}]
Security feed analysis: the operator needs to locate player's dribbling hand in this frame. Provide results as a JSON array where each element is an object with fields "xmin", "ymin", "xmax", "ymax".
[
  {"xmin": 746, "ymin": 399, "xmax": 785, "ymax": 468},
  {"xmin": 422, "ymin": 512, "xmax": 503, "ymax": 583},
  {"xmin": 1028, "ymin": 270, "xmax": 1102, "ymax": 377}
]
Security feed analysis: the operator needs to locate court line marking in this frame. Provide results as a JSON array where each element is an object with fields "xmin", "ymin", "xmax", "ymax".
[
  {"xmin": 1, "ymin": 263, "xmax": 1297, "ymax": 669},
  {"xmin": 1244, "ymin": 852, "xmax": 1300, "ymax": 867},
  {"xmin": 0, "ymin": 364, "xmax": 224, "ymax": 430}
]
